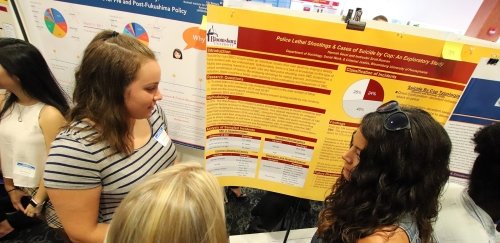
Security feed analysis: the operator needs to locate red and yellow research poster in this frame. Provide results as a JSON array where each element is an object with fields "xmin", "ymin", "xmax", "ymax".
[{"xmin": 204, "ymin": 5, "xmax": 500, "ymax": 201}]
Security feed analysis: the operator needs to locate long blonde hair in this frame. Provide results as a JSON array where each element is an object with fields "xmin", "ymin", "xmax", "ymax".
[{"xmin": 106, "ymin": 162, "xmax": 228, "ymax": 243}]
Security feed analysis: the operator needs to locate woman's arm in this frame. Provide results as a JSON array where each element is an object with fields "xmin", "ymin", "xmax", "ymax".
[
  {"xmin": 24, "ymin": 105, "xmax": 66, "ymax": 217},
  {"xmin": 47, "ymin": 187, "xmax": 109, "ymax": 243},
  {"xmin": 24, "ymin": 182, "xmax": 47, "ymax": 217},
  {"xmin": 4, "ymin": 177, "xmax": 28, "ymax": 211},
  {"xmin": 39, "ymin": 105, "xmax": 66, "ymax": 155}
]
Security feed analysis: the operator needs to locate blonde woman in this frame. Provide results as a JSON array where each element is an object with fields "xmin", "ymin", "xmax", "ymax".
[{"xmin": 106, "ymin": 162, "xmax": 228, "ymax": 243}]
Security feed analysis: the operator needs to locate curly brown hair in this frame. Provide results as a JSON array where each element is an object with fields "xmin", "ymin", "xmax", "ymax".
[{"xmin": 317, "ymin": 108, "xmax": 451, "ymax": 243}]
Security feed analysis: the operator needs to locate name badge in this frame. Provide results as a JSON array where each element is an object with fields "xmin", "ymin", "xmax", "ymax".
[
  {"xmin": 14, "ymin": 162, "xmax": 36, "ymax": 178},
  {"xmin": 153, "ymin": 126, "xmax": 169, "ymax": 147}
]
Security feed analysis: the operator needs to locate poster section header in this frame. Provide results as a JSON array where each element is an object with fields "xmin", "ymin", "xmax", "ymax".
[
  {"xmin": 56, "ymin": 0, "xmax": 221, "ymax": 24},
  {"xmin": 237, "ymin": 27, "xmax": 476, "ymax": 85}
]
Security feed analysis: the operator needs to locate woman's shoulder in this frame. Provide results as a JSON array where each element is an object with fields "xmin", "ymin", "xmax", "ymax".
[
  {"xmin": 54, "ymin": 120, "xmax": 95, "ymax": 140},
  {"xmin": 49, "ymin": 120, "xmax": 106, "ymax": 157},
  {"xmin": 358, "ymin": 227, "xmax": 410, "ymax": 243},
  {"xmin": 39, "ymin": 104, "xmax": 66, "ymax": 123},
  {"xmin": 40, "ymin": 104, "xmax": 63, "ymax": 115}
]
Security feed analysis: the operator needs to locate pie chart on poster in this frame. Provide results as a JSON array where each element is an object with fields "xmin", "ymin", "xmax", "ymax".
[
  {"xmin": 123, "ymin": 22, "xmax": 149, "ymax": 46},
  {"xmin": 343, "ymin": 79, "xmax": 384, "ymax": 118},
  {"xmin": 44, "ymin": 8, "xmax": 67, "ymax": 38}
]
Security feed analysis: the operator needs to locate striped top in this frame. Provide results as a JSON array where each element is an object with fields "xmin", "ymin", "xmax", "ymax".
[{"xmin": 44, "ymin": 106, "xmax": 177, "ymax": 222}]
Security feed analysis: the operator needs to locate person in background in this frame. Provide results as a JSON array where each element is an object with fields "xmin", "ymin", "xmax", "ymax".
[
  {"xmin": 434, "ymin": 122, "xmax": 500, "ymax": 242},
  {"xmin": 226, "ymin": 186, "xmax": 247, "ymax": 202},
  {"xmin": 44, "ymin": 30, "xmax": 177, "ymax": 243},
  {"xmin": 106, "ymin": 162, "xmax": 228, "ymax": 243},
  {"xmin": 0, "ymin": 38, "xmax": 69, "ymax": 238},
  {"xmin": 313, "ymin": 100, "xmax": 451, "ymax": 243},
  {"xmin": 373, "ymin": 15, "xmax": 388, "ymax": 22}
]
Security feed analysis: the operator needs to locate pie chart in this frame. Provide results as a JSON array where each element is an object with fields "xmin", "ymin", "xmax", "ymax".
[
  {"xmin": 123, "ymin": 22, "xmax": 149, "ymax": 46},
  {"xmin": 343, "ymin": 79, "xmax": 384, "ymax": 118},
  {"xmin": 44, "ymin": 8, "xmax": 67, "ymax": 38}
]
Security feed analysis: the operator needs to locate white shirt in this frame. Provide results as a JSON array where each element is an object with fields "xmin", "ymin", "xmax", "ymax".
[
  {"xmin": 0, "ymin": 102, "xmax": 46, "ymax": 187},
  {"xmin": 434, "ymin": 182, "xmax": 497, "ymax": 243}
]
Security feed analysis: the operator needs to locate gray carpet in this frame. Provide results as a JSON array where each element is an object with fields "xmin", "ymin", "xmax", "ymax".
[
  {"xmin": 0, "ymin": 187, "xmax": 323, "ymax": 242},
  {"xmin": 225, "ymin": 187, "xmax": 323, "ymax": 235}
]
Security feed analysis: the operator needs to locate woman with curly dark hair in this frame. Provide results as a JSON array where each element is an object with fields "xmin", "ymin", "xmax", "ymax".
[{"xmin": 314, "ymin": 100, "xmax": 451, "ymax": 243}]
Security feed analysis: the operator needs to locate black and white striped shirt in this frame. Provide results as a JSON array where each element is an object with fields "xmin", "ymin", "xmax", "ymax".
[{"xmin": 44, "ymin": 106, "xmax": 177, "ymax": 222}]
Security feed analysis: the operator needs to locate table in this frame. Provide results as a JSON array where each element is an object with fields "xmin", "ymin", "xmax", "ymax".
[{"xmin": 230, "ymin": 227, "xmax": 316, "ymax": 243}]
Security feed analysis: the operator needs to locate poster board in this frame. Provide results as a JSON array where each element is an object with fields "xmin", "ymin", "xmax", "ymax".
[
  {"xmin": 15, "ymin": 0, "xmax": 220, "ymax": 149},
  {"xmin": 204, "ymin": 5, "xmax": 500, "ymax": 201},
  {"xmin": 445, "ymin": 58, "xmax": 500, "ymax": 185},
  {"xmin": 0, "ymin": 0, "xmax": 23, "ymax": 38}
]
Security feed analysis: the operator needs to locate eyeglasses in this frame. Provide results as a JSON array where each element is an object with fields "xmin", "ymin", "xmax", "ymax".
[{"xmin": 376, "ymin": 100, "xmax": 411, "ymax": 132}]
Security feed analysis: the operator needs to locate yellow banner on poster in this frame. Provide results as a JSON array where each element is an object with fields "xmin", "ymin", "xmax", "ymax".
[
  {"xmin": 0, "ymin": 0, "xmax": 7, "ymax": 4},
  {"xmin": 205, "ymin": 5, "xmax": 500, "ymax": 201}
]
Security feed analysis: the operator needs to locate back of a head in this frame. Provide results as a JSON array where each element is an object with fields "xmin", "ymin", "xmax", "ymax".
[
  {"xmin": 359, "ymin": 107, "xmax": 451, "ymax": 205},
  {"xmin": 357, "ymin": 107, "xmax": 451, "ymax": 241},
  {"xmin": 372, "ymin": 15, "xmax": 388, "ymax": 22},
  {"xmin": 0, "ymin": 38, "xmax": 69, "ymax": 116},
  {"xmin": 468, "ymin": 122, "xmax": 500, "ymax": 206},
  {"xmin": 106, "ymin": 162, "xmax": 228, "ymax": 243},
  {"xmin": 358, "ymin": 108, "xmax": 451, "ymax": 185},
  {"xmin": 318, "ymin": 106, "xmax": 451, "ymax": 243}
]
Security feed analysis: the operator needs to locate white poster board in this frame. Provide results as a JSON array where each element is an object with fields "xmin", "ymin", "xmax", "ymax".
[{"xmin": 15, "ymin": 0, "xmax": 221, "ymax": 149}]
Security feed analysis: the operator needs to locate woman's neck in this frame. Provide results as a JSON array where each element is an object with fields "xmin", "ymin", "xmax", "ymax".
[
  {"xmin": 128, "ymin": 118, "xmax": 137, "ymax": 134},
  {"xmin": 10, "ymin": 86, "xmax": 37, "ymax": 105}
]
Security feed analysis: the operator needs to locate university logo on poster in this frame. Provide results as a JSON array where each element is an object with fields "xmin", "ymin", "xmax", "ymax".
[{"xmin": 207, "ymin": 24, "xmax": 238, "ymax": 48}]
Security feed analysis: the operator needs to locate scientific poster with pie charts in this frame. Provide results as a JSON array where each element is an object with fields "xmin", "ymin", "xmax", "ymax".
[
  {"xmin": 205, "ymin": 5, "xmax": 500, "ymax": 200},
  {"xmin": 16, "ymin": 0, "xmax": 222, "ymax": 149}
]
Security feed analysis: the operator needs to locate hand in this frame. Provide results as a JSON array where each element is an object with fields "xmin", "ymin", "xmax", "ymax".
[
  {"xmin": 24, "ymin": 204, "xmax": 43, "ymax": 218},
  {"xmin": 8, "ymin": 189, "xmax": 28, "ymax": 211}
]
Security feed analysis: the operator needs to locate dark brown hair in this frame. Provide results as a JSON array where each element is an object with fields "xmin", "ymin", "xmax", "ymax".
[{"xmin": 317, "ymin": 108, "xmax": 451, "ymax": 243}]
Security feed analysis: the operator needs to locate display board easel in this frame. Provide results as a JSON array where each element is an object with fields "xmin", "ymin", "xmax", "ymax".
[{"xmin": 205, "ymin": 5, "xmax": 500, "ymax": 201}]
